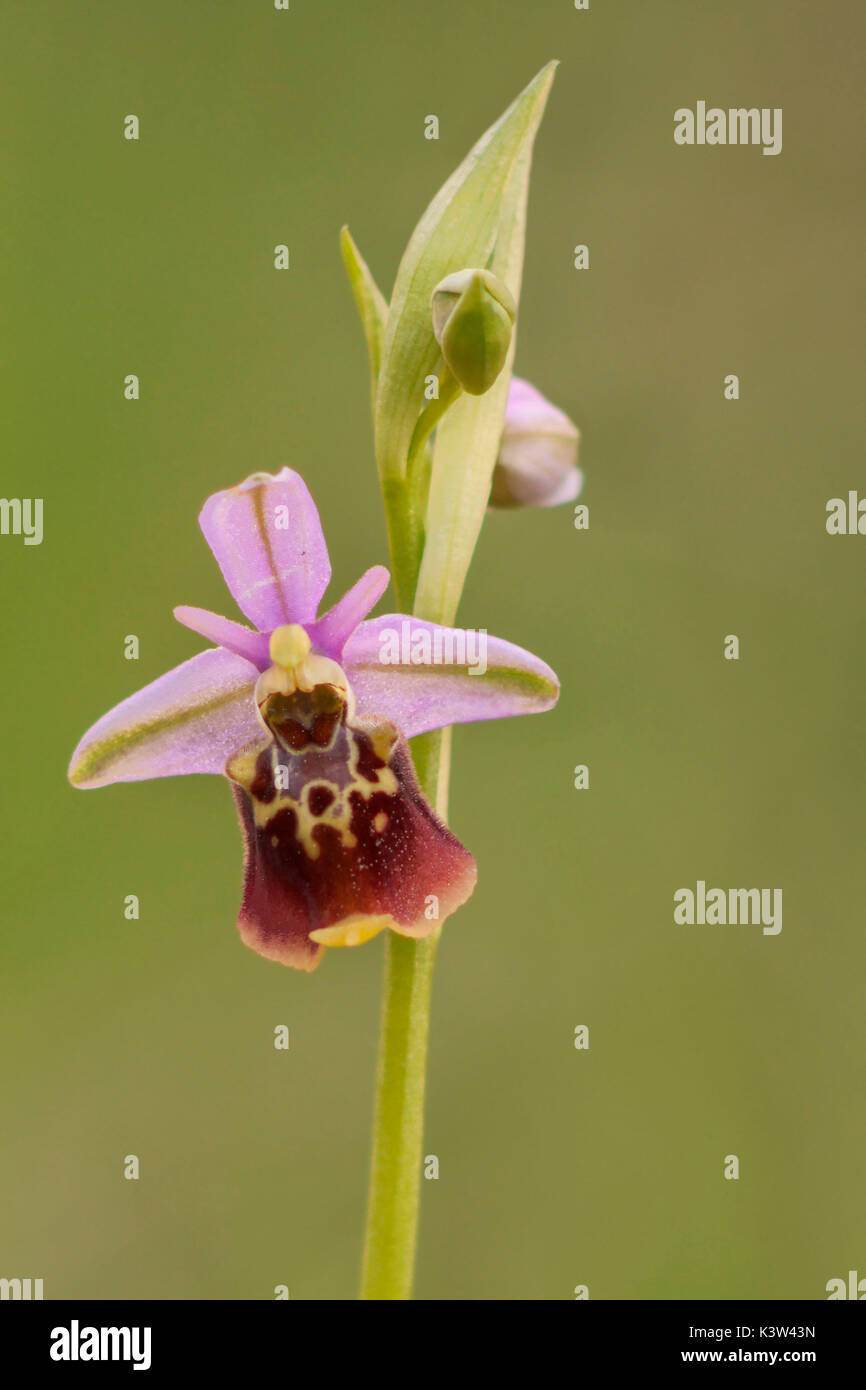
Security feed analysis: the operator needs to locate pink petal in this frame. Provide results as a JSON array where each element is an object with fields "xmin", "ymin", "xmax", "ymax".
[
  {"xmin": 307, "ymin": 566, "xmax": 390, "ymax": 659},
  {"xmin": 69, "ymin": 649, "xmax": 260, "ymax": 788},
  {"xmin": 174, "ymin": 606, "xmax": 270, "ymax": 670},
  {"xmin": 505, "ymin": 376, "xmax": 568, "ymax": 424},
  {"xmin": 199, "ymin": 469, "xmax": 331, "ymax": 631},
  {"xmin": 343, "ymin": 615, "xmax": 559, "ymax": 738}
]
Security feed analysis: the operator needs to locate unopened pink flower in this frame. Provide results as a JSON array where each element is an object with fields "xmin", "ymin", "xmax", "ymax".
[{"xmin": 490, "ymin": 377, "xmax": 582, "ymax": 508}]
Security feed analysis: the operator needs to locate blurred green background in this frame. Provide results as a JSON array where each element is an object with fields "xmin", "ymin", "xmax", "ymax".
[{"xmin": 2, "ymin": 0, "xmax": 863, "ymax": 1301}]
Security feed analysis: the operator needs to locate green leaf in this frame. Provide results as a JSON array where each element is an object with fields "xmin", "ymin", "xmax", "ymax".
[
  {"xmin": 413, "ymin": 66, "xmax": 556, "ymax": 625},
  {"xmin": 374, "ymin": 60, "xmax": 557, "ymax": 498},
  {"xmin": 340, "ymin": 225, "xmax": 389, "ymax": 414}
]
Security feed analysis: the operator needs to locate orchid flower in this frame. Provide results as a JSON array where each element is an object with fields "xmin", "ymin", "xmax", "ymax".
[
  {"xmin": 68, "ymin": 61, "xmax": 563, "ymax": 1303},
  {"xmin": 69, "ymin": 468, "xmax": 559, "ymax": 971}
]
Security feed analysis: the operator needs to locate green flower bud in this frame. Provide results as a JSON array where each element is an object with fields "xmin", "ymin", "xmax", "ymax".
[{"xmin": 431, "ymin": 269, "xmax": 516, "ymax": 395}]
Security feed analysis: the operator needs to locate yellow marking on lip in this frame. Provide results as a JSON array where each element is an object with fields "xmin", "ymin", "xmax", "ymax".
[
  {"xmin": 367, "ymin": 723, "xmax": 398, "ymax": 763},
  {"xmin": 229, "ymin": 717, "xmax": 400, "ymax": 862},
  {"xmin": 247, "ymin": 727, "xmax": 397, "ymax": 853},
  {"xmin": 309, "ymin": 915, "xmax": 396, "ymax": 948}
]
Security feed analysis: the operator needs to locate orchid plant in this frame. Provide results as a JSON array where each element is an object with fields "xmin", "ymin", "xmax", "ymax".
[{"xmin": 69, "ymin": 61, "xmax": 577, "ymax": 1300}]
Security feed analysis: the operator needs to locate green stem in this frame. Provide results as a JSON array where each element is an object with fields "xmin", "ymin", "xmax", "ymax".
[
  {"xmin": 359, "ymin": 728, "xmax": 447, "ymax": 1300},
  {"xmin": 406, "ymin": 367, "xmax": 461, "ymax": 471},
  {"xmin": 381, "ymin": 476, "xmax": 423, "ymax": 613},
  {"xmin": 363, "ymin": 392, "xmax": 457, "ymax": 1297},
  {"xmin": 359, "ymin": 933, "xmax": 439, "ymax": 1300}
]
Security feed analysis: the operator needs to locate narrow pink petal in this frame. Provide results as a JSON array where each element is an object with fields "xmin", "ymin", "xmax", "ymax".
[
  {"xmin": 69, "ymin": 649, "xmax": 260, "ymax": 788},
  {"xmin": 199, "ymin": 469, "xmax": 331, "ymax": 631},
  {"xmin": 307, "ymin": 566, "xmax": 390, "ymax": 659},
  {"xmin": 343, "ymin": 615, "xmax": 559, "ymax": 738},
  {"xmin": 174, "ymin": 606, "xmax": 270, "ymax": 670}
]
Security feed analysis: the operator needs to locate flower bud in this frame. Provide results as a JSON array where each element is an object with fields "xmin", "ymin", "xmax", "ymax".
[
  {"xmin": 489, "ymin": 377, "xmax": 582, "ymax": 508},
  {"xmin": 431, "ymin": 269, "xmax": 516, "ymax": 395}
]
